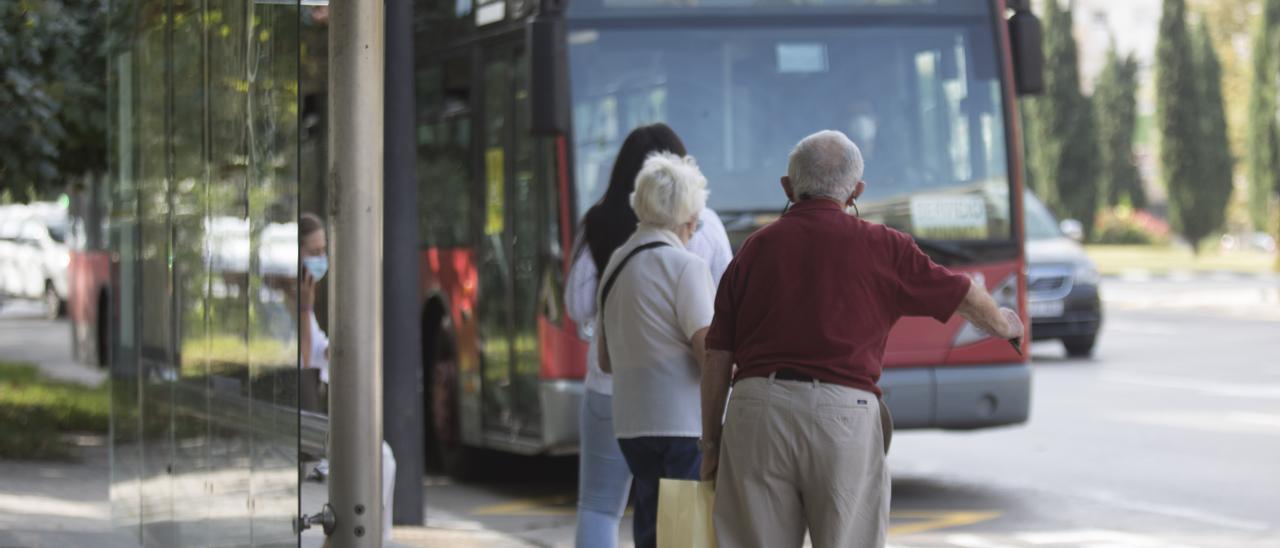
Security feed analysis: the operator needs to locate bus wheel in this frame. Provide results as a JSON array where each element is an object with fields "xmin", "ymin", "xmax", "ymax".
[{"xmin": 96, "ymin": 291, "xmax": 110, "ymax": 369}]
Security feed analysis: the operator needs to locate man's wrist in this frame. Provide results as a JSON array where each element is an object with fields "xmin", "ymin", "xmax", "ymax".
[{"xmin": 698, "ymin": 437, "xmax": 719, "ymax": 453}]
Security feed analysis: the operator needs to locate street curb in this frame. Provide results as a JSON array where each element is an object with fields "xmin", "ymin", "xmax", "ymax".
[{"xmin": 389, "ymin": 526, "xmax": 537, "ymax": 547}]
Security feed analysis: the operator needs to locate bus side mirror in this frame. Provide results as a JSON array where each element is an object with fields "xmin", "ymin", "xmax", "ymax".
[
  {"xmin": 1008, "ymin": 5, "xmax": 1044, "ymax": 96},
  {"xmin": 528, "ymin": 16, "xmax": 569, "ymax": 135}
]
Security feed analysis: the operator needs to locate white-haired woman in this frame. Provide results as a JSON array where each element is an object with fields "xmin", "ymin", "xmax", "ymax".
[{"xmin": 596, "ymin": 151, "xmax": 715, "ymax": 548}]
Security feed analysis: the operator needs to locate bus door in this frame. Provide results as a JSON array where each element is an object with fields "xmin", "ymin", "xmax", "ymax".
[{"xmin": 476, "ymin": 39, "xmax": 543, "ymax": 440}]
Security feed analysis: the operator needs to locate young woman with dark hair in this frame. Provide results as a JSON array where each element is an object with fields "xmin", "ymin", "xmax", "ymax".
[{"xmin": 566, "ymin": 124, "xmax": 733, "ymax": 547}]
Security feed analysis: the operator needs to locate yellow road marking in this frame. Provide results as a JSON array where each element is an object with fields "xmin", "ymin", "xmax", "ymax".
[
  {"xmin": 472, "ymin": 494, "xmax": 578, "ymax": 516},
  {"xmin": 472, "ymin": 495, "xmax": 1001, "ymax": 535},
  {"xmin": 888, "ymin": 511, "xmax": 1002, "ymax": 536}
]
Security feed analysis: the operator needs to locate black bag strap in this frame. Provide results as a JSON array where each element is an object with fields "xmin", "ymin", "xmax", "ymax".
[{"xmin": 600, "ymin": 241, "xmax": 670, "ymax": 314}]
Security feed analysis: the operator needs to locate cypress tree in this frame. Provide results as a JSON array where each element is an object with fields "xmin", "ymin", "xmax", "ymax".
[
  {"xmin": 1025, "ymin": 0, "xmax": 1101, "ymax": 237},
  {"xmin": 1188, "ymin": 20, "xmax": 1234, "ymax": 250},
  {"xmin": 1094, "ymin": 45, "xmax": 1145, "ymax": 209},
  {"xmin": 1246, "ymin": 0, "xmax": 1280, "ymax": 232},
  {"xmin": 1157, "ymin": 0, "xmax": 1208, "ymax": 252}
]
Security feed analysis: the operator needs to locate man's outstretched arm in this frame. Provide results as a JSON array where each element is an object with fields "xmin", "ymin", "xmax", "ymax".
[{"xmin": 956, "ymin": 279, "xmax": 1024, "ymax": 340}]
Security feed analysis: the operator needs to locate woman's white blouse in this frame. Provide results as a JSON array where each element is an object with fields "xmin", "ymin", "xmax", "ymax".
[{"xmin": 565, "ymin": 208, "xmax": 732, "ymax": 396}]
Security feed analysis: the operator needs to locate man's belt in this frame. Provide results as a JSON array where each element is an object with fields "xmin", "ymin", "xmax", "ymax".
[{"xmin": 772, "ymin": 368, "xmax": 817, "ymax": 383}]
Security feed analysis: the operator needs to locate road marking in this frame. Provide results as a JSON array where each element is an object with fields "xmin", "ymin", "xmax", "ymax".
[
  {"xmin": 1102, "ymin": 372, "xmax": 1280, "ymax": 400},
  {"xmin": 470, "ymin": 497, "xmax": 1003, "ymax": 536},
  {"xmin": 943, "ymin": 533, "xmax": 1018, "ymax": 547},
  {"xmin": 889, "ymin": 511, "xmax": 1002, "ymax": 536},
  {"xmin": 1076, "ymin": 489, "xmax": 1271, "ymax": 532},
  {"xmin": 1017, "ymin": 529, "xmax": 1194, "ymax": 547},
  {"xmin": 472, "ymin": 494, "xmax": 578, "ymax": 516}
]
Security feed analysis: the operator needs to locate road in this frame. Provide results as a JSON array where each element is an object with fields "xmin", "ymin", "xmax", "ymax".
[
  {"xmin": 417, "ymin": 276, "xmax": 1280, "ymax": 547},
  {"xmin": 3, "ymin": 276, "xmax": 1279, "ymax": 547}
]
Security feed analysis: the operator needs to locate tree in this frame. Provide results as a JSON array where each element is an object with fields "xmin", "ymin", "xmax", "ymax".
[
  {"xmin": 1024, "ymin": 0, "xmax": 1101, "ymax": 238},
  {"xmin": 1246, "ymin": 0, "xmax": 1280, "ymax": 231},
  {"xmin": 1191, "ymin": 21, "xmax": 1235, "ymax": 245},
  {"xmin": 1093, "ymin": 44, "xmax": 1145, "ymax": 210},
  {"xmin": 1157, "ymin": 0, "xmax": 1233, "ymax": 254},
  {"xmin": 0, "ymin": 0, "xmax": 107, "ymax": 201}
]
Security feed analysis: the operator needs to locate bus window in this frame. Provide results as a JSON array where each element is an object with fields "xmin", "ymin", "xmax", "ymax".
[{"xmin": 418, "ymin": 55, "xmax": 474, "ymax": 248}]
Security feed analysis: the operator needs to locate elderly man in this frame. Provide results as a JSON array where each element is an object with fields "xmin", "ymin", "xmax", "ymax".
[
  {"xmin": 699, "ymin": 130, "xmax": 1022, "ymax": 548},
  {"xmin": 598, "ymin": 151, "xmax": 715, "ymax": 548}
]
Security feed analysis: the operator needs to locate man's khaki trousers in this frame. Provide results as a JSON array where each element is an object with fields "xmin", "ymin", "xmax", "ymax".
[{"xmin": 713, "ymin": 376, "xmax": 890, "ymax": 548}]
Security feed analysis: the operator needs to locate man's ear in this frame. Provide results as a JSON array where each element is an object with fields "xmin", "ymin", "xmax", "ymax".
[
  {"xmin": 848, "ymin": 180, "xmax": 867, "ymax": 204},
  {"xmin": 781, "ymin": 176, "xmax": 796, "ymax": 203}
]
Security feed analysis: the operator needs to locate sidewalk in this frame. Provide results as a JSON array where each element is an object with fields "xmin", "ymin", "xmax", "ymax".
[
  {"xmin": 300, "ymin": 481, "xmax": 540, "ymax": 547},
  {"xmin": 1, "ymin": 301, "xmax": 537, "ymax": 547}
]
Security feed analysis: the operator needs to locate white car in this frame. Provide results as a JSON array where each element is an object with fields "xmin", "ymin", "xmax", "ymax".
[{"xmin": 0, "ymin": 204, "xmax": 70, "ymax": 318}]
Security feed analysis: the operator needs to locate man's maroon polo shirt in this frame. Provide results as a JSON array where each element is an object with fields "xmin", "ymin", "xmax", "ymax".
[{"xmin": 705, "ymin": 199, "xmax": 972, "ymax": 396}]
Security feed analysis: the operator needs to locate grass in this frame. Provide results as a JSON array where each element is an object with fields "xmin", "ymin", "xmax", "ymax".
[
  {"xmin": 0, "ymin": 361, "xmax": 109, "ymax": 460},
  {"xmin": 1085, "ymin": 244, "xmax": 1278, "ymax": 276}
]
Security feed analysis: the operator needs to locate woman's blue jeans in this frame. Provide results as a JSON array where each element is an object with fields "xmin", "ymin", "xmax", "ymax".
[{"xmin": 575, "ymin": 390, "xmax": 633, "ymax": 547}]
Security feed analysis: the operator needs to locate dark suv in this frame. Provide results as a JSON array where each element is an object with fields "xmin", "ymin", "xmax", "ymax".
[{"xmin": 1024, "ymin": 191, "xmax": 1103, "ymax": 357}]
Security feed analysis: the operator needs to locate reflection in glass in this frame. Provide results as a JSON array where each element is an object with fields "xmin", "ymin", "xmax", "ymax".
[{"xmin": 107, "ymin": 0, "xmax": 301, "ymax": 545}]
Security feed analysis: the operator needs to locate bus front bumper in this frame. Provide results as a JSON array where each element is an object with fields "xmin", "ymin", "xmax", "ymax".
[{"xmin": 880, "ymin": 363, "xmax": 1031, "ymax": 430}]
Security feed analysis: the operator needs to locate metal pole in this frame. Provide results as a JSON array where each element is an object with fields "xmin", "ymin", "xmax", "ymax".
[
  {"xmin": 328, "ymin": 0, "xmax": 385, "ymax": 545},
  {"xmin": 383, "ymin": 0, "xmax": 425, "ymax": 526}
]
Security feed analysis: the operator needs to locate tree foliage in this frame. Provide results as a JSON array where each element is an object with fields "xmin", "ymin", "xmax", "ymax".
[
  {"xmin": 0, "ymin": 0, "xmax": 108, "ymax": 201},
  {"xmin": 1246, "ymin": 0, "xmax": 1280, "ymax": 231},
  {"xmin": 1093, "ymin": 45, "xmax": 1145, "ymax": 210},
  {"xmin": 1024, "ymin": 0, "xmax": 1101, "ymax": 238},
  {"xmin": 1157, "ymin": 0, "xmax": 1234, "ymax": 253}
]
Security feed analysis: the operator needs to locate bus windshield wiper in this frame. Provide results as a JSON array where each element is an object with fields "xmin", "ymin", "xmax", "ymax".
[{"xmin": 911, "ymin": 237, "xmax": 976, "ymax": 263}]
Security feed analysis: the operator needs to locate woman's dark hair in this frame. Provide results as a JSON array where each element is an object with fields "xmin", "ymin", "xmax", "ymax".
[
  {"xmin": 579, "ymin": 123, "xmax": 687, "ymax": 278},
  {"xmin": 300, "ymin": 212, "xmax": 325, "ymax": 240}
]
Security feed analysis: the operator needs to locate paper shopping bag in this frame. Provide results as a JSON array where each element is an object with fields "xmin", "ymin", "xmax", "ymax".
[{"xmin": 657, "ymin": 479, "xmax": 717, "ymax": 548}]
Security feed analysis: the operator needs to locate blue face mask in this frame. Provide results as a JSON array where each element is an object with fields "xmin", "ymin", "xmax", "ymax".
[{"xmin": 303, "ymin": 255, "xmax": 329, "ymax": 282}]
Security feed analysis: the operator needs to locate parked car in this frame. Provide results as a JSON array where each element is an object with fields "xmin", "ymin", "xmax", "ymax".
[
  {"xmin": 0, "ymin": 203, "xmax": 70, "ymax": 318},
  {"xmin": 1024, "ymin": 191, "xmax": 1103, "ymax": 357}
]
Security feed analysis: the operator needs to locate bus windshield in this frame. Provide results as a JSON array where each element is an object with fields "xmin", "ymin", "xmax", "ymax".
[{"xmin": 568, "ymin": 17, "xmax": 1012, "ymax": 242}]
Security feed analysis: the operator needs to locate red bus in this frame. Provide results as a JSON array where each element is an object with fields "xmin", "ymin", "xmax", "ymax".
[
  {"xmin": 415, "ymin": 0, "xmax": 1044, "ymax": 473},
  {"xmin": 67, "ymin": 177, "xmax": 113, "ymax": 369}
]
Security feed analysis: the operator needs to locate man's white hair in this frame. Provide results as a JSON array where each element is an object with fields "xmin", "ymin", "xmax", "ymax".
[
  {"xmin": 787, "ymin": 130, "xmax": 864, "ymax": 202},
  {"xmin": 630, "ymin": 151, "xmax": 709, "ymax": 231}
]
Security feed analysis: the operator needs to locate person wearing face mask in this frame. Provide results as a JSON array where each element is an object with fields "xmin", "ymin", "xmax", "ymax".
[
  {"xmin": 299, "ymin": 213, "xmax": 331, "ymax": 384},
  {"xmin": 298, "ymin": 213, "xmax": 397, "ymax": 542}
]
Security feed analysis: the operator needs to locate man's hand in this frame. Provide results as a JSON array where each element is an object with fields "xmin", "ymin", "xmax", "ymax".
[
  {"xmin": 997, "ymin": 307, "xmax": 1024, "ymax": 339},
  {"xmin": 699, "ymin": 442, "xmax": 719, "ymax": 482}
]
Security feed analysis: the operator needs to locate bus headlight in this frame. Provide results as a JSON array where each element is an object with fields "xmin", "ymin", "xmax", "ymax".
[{"xmin": 953, "ymin": 274, "xmax": 1018, "ymax": 348}]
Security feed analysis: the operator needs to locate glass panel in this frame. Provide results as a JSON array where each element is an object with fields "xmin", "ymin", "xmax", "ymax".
[
  {"xmin": 510, "ymin": 49, "xmax": 542, "ymax": 436},
  {"xmin": 478, "ymin": 53, "xmax": 514, "ymax": 430},
  {"xmin": 205, "ymin": 0, "xmax": 256, "ymax": 543},
  {"xmin": 567, "ymin": 19, "xmax": 1012, "ymax": 241},
  {"xmin": 247, "ymin": 2, "xmax": 301, "ymax": 543},
  {"xmin": 169, "ymin": 0, "xmax": 213, "ymax": 544},
  {"xmin": 417, "ymin": 56, "xmax": 475, "ymax": 248},
  {"xmin": 108, "ymin": 0, "xmax": 302, "ymax": 544}
]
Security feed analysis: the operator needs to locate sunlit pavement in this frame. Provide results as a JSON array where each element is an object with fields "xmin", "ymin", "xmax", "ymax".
[{"xmin": 4, "ymin": 275, "xmax": 1280, "ymax": 547}]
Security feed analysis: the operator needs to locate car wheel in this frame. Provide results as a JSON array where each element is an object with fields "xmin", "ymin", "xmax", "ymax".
[
  {"xmin": 1063, "ymin": 335, "xmax": 1096, "ymax": 358},
  {"xmin": 44, "ymin": 282, "xmax": 64, "ymax": 320}
]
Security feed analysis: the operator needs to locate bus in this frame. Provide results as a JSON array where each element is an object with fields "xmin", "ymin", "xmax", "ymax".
[
  {"xmin": 67, "ymin": 176, "xmax": 112, "ymax": 369},
  {"xmin": 414, "ymin": 0, "xmax": 1044, "ymax": 473}
]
